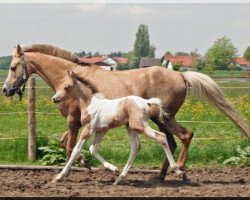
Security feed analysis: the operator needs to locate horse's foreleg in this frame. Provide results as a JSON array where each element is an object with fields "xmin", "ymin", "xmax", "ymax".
[
  {"xmin": 143, "ymin": 125, "xmax": 185, "ymax": 179},
  {"xmin": 66, "ymin": 118, "xmax": 82, "ymax": 160}
]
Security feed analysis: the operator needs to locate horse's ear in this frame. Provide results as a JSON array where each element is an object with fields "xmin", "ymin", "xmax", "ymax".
[{"xmin": 16, "ymin": 44, "xmax": 22, "ymax": 57}]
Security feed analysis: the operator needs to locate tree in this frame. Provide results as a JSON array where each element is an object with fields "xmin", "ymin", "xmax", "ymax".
[
  {"xmin": 0, "ymin": 56, "xmax": 12, "ymax": 70},
  {"xmin": 164, "ymin": 51, "xmax": 172, "ymax": 56},
  {"xmin": 129, "ymin": 24, "xmax": 151, "ymax": 68},
  {"xmin": 190, "ymin": 49, "xmax": 206, "ymax": 71},
  {"xmin": 93, "ymin": 52, "xmax": 100, "ymax": 56},
  {"xmin": 87, "ymin": 51, "xmax": 92, "ymax": 57},
  {"xmin": 75, "ymin": 51, "xmax": 86, "ymax": 57},
  {"xmin": 174, "ymin": 52, "xmax": 189, "ymax": 56},
  {"xmin": 205, "ymin": 36, "xmax": 238, "ymax": 70},
  {"xmin": 148, "ymin": 44, "xmax": 156, "ymax": 58},
  {"xmin": 173, "ymin": 62, "xmax": 181, "ymax": 71},
  {"xmin": 108, "ymin": 51, "xmax": 125, "ymax": 57},
  {"xmin": 243, "ymin": 46, "xmax": 250, "ymax": 61}
]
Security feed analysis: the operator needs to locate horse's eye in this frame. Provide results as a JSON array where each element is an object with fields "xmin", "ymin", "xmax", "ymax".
[{"xmin": 11, "ymin": 66, "xmax": 16, "ymax": 71}]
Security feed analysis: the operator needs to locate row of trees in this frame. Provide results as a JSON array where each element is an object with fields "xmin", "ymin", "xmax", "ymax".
[{"xmin": 117, "ymin": 25, "xmax": 250, "ymax": 72}]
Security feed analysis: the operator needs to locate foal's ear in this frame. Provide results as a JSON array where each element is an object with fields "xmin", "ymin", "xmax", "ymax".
[
  {"xmin": 16, "ymin": 44, "xmax": 22, "ymax": 57},
  {"xmin": 71, "ymin": 71, "xmax": 76, "ymax": 79}
]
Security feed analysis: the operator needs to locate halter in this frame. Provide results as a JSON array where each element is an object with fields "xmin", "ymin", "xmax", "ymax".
[{"xmin": 4, "ymin": 52, "xmax": 27, "ymax": 101}]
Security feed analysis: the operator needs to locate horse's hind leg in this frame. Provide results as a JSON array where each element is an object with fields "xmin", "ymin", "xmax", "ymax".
[
  {"xmin": 166, "ymin": 118, "xmax": 194, "ymax": 169},
  {"xmin": 143, "ymin": 125, "xmax": 184, "ymax": 178},
  {"xmin": 152, "ymin": 119, "xmax": 177, "ymax": 180},
  {"xmin": 60, "ymin": 130, "xmax": 68, "ymax": 149},
  {"xmin": 89, "ymin": 131, "xmax": 118, "ymax": 172},
  {"xmin": 114, "ymin": 128, "xmax": 140, "ymax": 185}
]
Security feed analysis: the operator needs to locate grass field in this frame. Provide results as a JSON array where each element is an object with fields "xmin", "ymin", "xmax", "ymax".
[
  {"xmin": 200, "ymin": 70, "xmax": 249, "ymax": 78},
  {"xmin": 0, "ymin": 69, "xmax": 249, "ymax": 168}
]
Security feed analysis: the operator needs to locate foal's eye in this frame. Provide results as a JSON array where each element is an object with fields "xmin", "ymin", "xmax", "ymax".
[{"xmin": 64, "ymin": 86, "xmax": 69, "ymax": 92}]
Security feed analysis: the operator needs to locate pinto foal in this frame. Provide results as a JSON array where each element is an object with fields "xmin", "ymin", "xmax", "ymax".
[{"xmin": 51, "ymin": 71, "xmax": 185, "ymax": 185}]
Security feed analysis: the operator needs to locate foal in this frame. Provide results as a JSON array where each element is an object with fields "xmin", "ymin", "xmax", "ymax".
[{"xmin": 51, "ymin": 71, "xmax": 185, "ymax": 185}]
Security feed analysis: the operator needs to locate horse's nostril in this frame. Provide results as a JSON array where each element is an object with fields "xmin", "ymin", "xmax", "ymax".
[{"xmin": 2, "ymin": 88, "xmax": 6, "ymax": 93}]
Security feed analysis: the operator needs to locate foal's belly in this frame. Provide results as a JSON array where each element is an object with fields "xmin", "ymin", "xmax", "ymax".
[{"xmin": 95, "ymin": 101, "xmax": 124, "ymax": 129}]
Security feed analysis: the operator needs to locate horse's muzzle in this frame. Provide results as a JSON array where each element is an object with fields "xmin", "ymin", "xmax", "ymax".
[{"xmin": 2, "ymin": 85, "xmax": 15, "ymax": 97}]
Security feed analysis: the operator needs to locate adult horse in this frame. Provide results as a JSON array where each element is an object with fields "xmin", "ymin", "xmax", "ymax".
[{"xmin": 3, "ymin": 44, "xmax": 250, "ymax": 180}]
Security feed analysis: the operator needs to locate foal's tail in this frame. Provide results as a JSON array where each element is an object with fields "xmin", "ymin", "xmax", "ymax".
[
  {"xmin": 146, "ymin": 98, "xmax": 170, "ymax": 123},
  {"xmin": 182, "ymin": 71, "xmax": 250, "ymax": 139}
]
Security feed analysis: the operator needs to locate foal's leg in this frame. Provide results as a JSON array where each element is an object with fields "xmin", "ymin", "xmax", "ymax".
[
  {"xmin": 114, "ymin": 129, "xmax": 140, "ymax": 185},
  {"xmin": 52, "ymin": 126, "xmax": 92, "ymax": 183},
  {"xmin": 143, "ymin": 125, "xmax": 184, "ymax": 177},
  {"xmin": 89, "ymin": 131, "xmax": 118, "ymax": 172}
]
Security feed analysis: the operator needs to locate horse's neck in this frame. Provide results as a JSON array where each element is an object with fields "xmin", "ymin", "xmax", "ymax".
[
  {"xmin": 27, "ymin": 53, "xmax": 78, "ymax": 91},
  {"xmin": 75, "ymin": 83, "xmax": 95, "ymax": 107}
]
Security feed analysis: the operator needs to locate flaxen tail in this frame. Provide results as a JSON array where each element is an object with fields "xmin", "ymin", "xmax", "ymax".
[
  {"xmin": 146, "ymin": 98, "xmax": 170, "ymax": 122},
  {"xmin": 182, "ymin": 71, "xmax": 250, "ymax": 139}
]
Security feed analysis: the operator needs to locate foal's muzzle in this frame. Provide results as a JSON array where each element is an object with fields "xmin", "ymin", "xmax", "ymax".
[{"xmin": 52, "ymin": 97, "xmax": 61, "ymax": 104}]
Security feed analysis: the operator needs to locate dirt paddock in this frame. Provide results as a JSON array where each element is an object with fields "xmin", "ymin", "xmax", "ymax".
[{"xmin": 0, "ymin": 167, "xmax": 249, "ymax": 197}]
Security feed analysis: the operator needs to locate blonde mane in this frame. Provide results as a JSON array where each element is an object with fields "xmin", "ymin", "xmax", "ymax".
[{"xmin": 21, "ymin": 44, "xmax": 89, "ymax": 65}]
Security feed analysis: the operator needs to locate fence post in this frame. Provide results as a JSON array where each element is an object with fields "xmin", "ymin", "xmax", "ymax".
[{"xmin": 28, "ymin": 77, "xmax": 36, "ymax": 161}]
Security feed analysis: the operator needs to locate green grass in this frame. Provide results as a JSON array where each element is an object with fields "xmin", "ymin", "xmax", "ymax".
[
  {"xmin": 0, "ymin": 70, "xmax": 249, "ymax": 168},
  {"xmin": 200, "ymin": 70, "xmax": 248, "ymax": 78}
]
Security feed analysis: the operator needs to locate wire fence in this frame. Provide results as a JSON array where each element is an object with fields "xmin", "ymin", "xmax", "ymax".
[{"xmin": 0, "ymin": 79, "xmax": 249, "ymax": 143}]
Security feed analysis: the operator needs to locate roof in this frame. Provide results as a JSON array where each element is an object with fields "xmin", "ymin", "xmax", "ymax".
[
  {"xmin": 113, "ymin": 57, "xmax": 128, "ymax": 64},
  {"xmin": 164, "ymin": 55, "xmax": 196, "ymax": 67},
  {"xmin": 139, "ymin": 57, "xmax": 162, "ymax": 68},
  {"xmin": 236, "ymin": 57, "xmax": 250, "ymax": 67}
]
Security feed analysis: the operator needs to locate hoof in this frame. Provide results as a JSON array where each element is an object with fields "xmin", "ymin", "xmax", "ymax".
[
  {"xmin": 104, "ymin": 163, "xmax": 119, "ymax": 172},
  {"xmin": 110, "ymin": 166, "xmax": 119, "ymax": 172},
  {"xmin": 113, "ymin": 175, "xmax": 124, "ymax": 185},
  {"xmin": 83, "ymin": 159, "xmax": 92, "ymax": 171},
  {"xmin": 51, "ymin": 178, "xmax": 59, "ymax": 184},
  {"xmin": 113, "ymin": 180, "xmax": 119, "ymax": 185},
  {"xmin": 179, "ymin": 171, "xmax": 187, "ymax": 181}
]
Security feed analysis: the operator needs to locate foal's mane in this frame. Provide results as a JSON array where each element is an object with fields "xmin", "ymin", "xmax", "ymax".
[
  {"xmin": 21, "ymin": 44, "xmax": 90, "ymax": 65},
  {"xmin": 73, "ymin": 73, "xmax": 99, "ymax": 94}
]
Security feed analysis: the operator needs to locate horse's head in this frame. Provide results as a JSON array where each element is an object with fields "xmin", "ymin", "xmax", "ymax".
[
  {"xmin": 52, "ymin": 71, "xmax": 75, "ymax": 104},
  {"xmin": 2, "ymin": 45, "xmax": 31, "ymax": 99}
]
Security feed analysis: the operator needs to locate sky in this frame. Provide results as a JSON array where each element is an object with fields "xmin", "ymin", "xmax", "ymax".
[{"xmin": 0, "ymin": 3, "xmax": 250, "ymax": 57}]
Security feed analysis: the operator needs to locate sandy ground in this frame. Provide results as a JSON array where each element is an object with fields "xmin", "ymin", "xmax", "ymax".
[{"xmin": 0, "ymin": 167, "xmax": 249, "ymax": 197}]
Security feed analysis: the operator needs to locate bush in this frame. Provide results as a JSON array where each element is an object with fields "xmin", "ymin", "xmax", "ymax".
[
  {"xmin": 38, "ymin": 140, "xmax": 96, "ymax": 166},
  {"xmin": 223, "ymin": 146, "xmax": 250, "ymax": 167}
]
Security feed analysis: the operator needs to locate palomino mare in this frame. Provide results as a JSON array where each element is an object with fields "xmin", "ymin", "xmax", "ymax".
[{"xmin": 3, "ymin": 44, "xmax": 250, "ymax": 180}]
